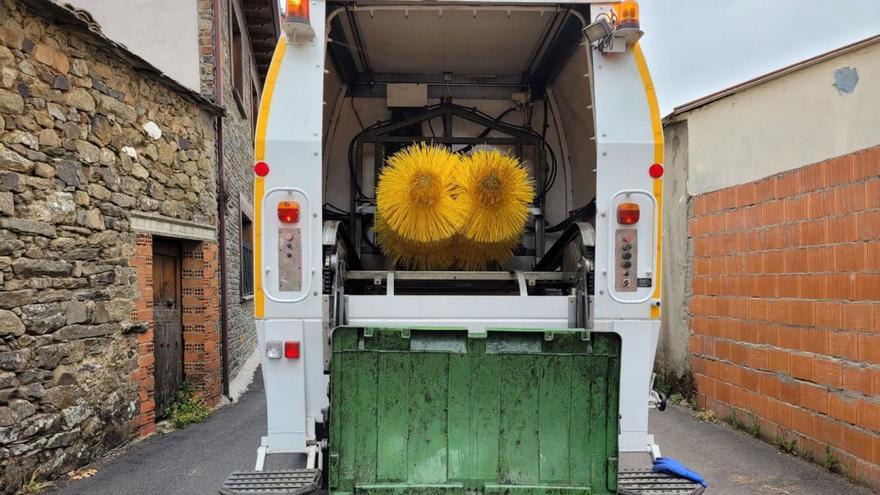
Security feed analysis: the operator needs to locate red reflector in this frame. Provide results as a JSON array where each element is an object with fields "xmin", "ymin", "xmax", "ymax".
[
  {"xmin": 254, "ymin": 161, "xmax": 270, "ymax": 177},
  {"xmin": 617, "ymin": 202, "xmax": 641, "ymax": 225},
  {"xmin": 284, "ymin": 341, "xmax": 300, "ymax": 359},
  {"xmin": 278, "ymin": 201, "xmax": 300, "ymax": 223},
  {"xmin": 649, "ymin": 163, "xmax": 664, "ymax": 179}
]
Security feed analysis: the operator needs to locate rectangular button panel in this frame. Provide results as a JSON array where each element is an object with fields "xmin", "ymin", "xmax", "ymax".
[
  {"xmin": 615, "ymin": 228, "xmax": 637, "ymax": 292},
  {"xmin": 278, "ymin": 227, "xmax": 302, "ymax": 292}
]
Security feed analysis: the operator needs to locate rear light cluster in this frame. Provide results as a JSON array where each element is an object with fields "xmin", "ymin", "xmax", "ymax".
[
  {"xmin": 266, "ymin": 341, "xmax": 301, "ymax": 360},
  {"xmin": 617, "ymin": 202, "xmax": 640, "ymax": 225},
  {"xmin": 277, "ymin": 201, "xmax": 300, "ymax": 224}
]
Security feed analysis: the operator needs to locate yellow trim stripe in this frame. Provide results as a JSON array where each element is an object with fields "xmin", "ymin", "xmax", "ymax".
[
  {"xmin": 254, "ymin": 37, "xmax": 288, "ymax": 319},
  {"xmin": 632, "ymin": 43, "xmax": 665, "ymax": 320}
]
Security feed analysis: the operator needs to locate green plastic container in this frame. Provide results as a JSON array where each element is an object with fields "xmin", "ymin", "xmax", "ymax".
[{"xmin": 329, "ymin": 327, "xmax": 621, "ymax": 495}]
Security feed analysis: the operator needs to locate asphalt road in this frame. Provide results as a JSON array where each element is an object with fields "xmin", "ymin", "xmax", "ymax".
[
  {"xmin": 650, "ymin": 405, "xmax": 873, "ymax": 494},
  {"xmin": 50, "ymin": 367, "xmax": 871, "ymax": 495},
  {"xmin": 50, "ymin": 371, "xmax": 269, "ymax": 495}
]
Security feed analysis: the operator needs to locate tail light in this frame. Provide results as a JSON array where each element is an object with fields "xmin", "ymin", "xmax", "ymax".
[
  {"xmin": 617, "ymin": 202, "xmax": 641, "ymax": 225},
  {"xmin": 278, "ymin": 201, "xmax": 300, "ymax": 223},
  {"xmin": 284, "ymin": 341, "xmax": 301, "ymax": 359}
]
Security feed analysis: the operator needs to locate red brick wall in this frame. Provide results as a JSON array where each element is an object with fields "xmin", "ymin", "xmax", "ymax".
[
  {"xmin": 182, "ymin": 242, "xmax": 222, "ymax": 404},
  {"xmin": 131, "ymin": 234, "xmax": 157, "ymax": 437},
  {"xmin": 688, "ymin": 144, "xmax": 880, "ymax": 486},
  {"xmin": 130, "ymin": 235, "xmax": 222, "ymax": 438}
]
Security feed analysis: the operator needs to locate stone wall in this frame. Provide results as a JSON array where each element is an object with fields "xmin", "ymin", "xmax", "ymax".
[
  {"xmin": 0, "ymin": 0, "xmax": 218, "ymax": 491},
  {"xmin": 198, "ymin": 0, "xmax": 259, "ymax": 383}
]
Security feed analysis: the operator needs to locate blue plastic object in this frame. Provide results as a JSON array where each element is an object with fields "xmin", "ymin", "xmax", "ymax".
[{"xmin": 652, "ymin": 457, "xmax": 707, "ymax": 487}]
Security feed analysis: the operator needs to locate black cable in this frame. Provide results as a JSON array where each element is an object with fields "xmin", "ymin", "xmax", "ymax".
[
  {"xmin": 459, "ymin": 106, "xmax": 519, "ymax": 154},
  {"xmin": 350, "ymin": 97, "xmax": 365, "ymax": 131},
  {"xmin": 545, "ymin": 200, "xmax": 596, "ymax": 233}
]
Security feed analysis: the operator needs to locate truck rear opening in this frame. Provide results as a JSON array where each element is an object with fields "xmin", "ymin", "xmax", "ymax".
[
  {"xmin": 322, "ymin": 6, "xmax": 598, "ymax": 273},
  {"xmin": 223, "ymin": 1, "xmax": 700, "ymax": 494}
]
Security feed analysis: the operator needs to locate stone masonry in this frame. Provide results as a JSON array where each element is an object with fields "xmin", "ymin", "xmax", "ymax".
[
  {"xmin": 0, "ymin": 0, "xmax": 221, "ymax": 491},
  {"xmin": 197, "ymin": 0, "xmax": 260, "ymax": 382}
]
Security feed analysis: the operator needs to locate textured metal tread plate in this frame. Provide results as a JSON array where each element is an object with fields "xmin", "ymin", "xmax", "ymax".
[
  {"xmin": 618, "ymin": 469, "xmax": 706, "ymax": 495},
  {"xmin": 219, "ymin": 469, "xmax": 320, "ymax": 495}
]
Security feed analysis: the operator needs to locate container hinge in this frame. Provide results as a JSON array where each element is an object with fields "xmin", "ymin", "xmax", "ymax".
[{"xmin": 607, "ymin": 456, "xmax": 619, "ymax": 492}]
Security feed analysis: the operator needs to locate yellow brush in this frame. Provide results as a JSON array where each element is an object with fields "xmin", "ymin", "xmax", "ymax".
[
  {"xmin": 454, "ymin": 235, "xmax": 519, "ymax": 271},
  {"xmin": 459, "ymin": 149, "xmax": 534, "ymax": 244},
  {"xmin": 376, "ymin": 143, "xmax": 466, "ymax": 244},
  {"xmin": 375, "ymin": 213, "xmax": 456, "ymax": 270}
]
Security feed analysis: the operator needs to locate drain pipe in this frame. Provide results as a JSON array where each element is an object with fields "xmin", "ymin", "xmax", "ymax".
[{"xmin": 213, "ymin": 0, "xmax": 231, "ymax": 399}]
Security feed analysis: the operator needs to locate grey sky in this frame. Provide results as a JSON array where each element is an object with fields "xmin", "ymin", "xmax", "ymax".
[{"xmin": 638, "ymin": 0, "xmax": 880, "ymax": 116}]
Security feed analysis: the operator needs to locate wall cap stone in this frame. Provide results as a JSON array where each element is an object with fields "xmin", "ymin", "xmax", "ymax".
[{"xmin": 130, "ymin": 212, "xmax": 216, "ymax": 241}]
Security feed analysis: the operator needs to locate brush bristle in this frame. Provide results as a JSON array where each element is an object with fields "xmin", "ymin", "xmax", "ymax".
[
  {"xmin": 459, "ymin": 149, "xmax": 534, "ymax": 244},
  {"xmin": 375, "ymin": 213, "xmax": 456, "ymax": 270},
  {"xmin": 454, "ymin": 236, "xmax": 519, "ymax": 270},
  {"xmin": 376, "ymin": 143, "xmax": 466, "ymax": 244}
]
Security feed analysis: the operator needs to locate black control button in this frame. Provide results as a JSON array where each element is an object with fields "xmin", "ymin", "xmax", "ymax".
[
  {"xmin": 622, "ymin": 252, "xmax": 632, "ymax": 260},
  {"xmin": 621, "ymin": 261, "xmax": 632, "ymax": 269},
  {"xmin": 622, "ymin": 244, "xmax": 632, "ymax": 251}
]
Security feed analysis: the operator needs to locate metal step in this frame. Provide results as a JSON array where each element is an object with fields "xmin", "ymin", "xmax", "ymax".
[
  {"xmin": 618, "ymin": 469, "xmax": 706, "ymax": 495},
  {"xmin": 219, "ymin": 469, "xmax": 320, "ymax": 495}
]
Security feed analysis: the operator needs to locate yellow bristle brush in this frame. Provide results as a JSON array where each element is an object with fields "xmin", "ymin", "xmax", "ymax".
[
  {"xmin": 459, "ymin": 149, "xmax": 534, "ymax": 244},
  {"xmin": 376, "ymin": 143, "xmax": 466, "ymax": 244}
]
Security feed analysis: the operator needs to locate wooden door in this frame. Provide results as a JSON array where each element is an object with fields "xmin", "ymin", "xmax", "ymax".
[{"xmin": 152, "ymin": 240, "xmax": 183, "ymax": 418}]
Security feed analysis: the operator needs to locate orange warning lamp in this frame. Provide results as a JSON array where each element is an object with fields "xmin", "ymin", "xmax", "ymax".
[
  {"xmin": 277, "ymin": 201, "xmax": 300, "ymax": 224},
  {"xmin": 282, "ymin": 0, "xmax": 314, "ymax": 43},
  {"xmin": 285, "ymin": 0, "xmax": 310, "ymax": 23},
  {"xmin": 616, "ymin": 0, "xmax": 640, "ymax": 30},
  {"xmin": 617, "ymin": 202, "xmax": 641, "ymax": 225}
]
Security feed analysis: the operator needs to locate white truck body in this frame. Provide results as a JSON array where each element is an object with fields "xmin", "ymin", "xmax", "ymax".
[{"xmin": 253, "ymin": 0, "xmax": 664, "ymax": 466}]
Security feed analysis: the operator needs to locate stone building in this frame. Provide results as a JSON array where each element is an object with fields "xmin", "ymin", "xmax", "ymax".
[
  {"xmin": 67, "ymin": 0, "xmax": 278, "ymax": 397},
  {"xmin": 660, "ymin": 36, "xmax": 880, "ymax": 489},
  {"xmin": 0, "ymin": 0, "xmax": 276, "ymax": 491}
]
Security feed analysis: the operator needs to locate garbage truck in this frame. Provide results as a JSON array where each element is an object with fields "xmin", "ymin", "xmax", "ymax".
[{"xmin": 221, "ymin": 0, "xmax": 704, "ymax": 493}]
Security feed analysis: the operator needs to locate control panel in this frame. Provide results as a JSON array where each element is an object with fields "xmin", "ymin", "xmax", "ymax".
[
  {"xmin": 278, "ymin": 227, "xmax": 303, "ymax": 292},
  {"xmin": 615, "ymin": 228, "xmax": 637, "ymax": 292}
]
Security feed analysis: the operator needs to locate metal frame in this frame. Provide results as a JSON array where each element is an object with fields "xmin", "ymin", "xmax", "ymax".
[{"xmin": 349, "ymin": 103, "xmax": 547, "ymax": 259}]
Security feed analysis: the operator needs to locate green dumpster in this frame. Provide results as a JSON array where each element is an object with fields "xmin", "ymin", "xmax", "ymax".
[{"xmin": 329, "ymin": 327, "xmax": 621, "ymax": 495}]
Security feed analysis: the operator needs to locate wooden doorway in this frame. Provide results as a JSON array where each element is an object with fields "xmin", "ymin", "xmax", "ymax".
[{"xmin": 152, "ymin": 239, "xmax": 183, "ymax": 418}]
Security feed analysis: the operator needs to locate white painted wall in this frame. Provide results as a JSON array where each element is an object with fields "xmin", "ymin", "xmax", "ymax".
[
  {"xmin": 680, "ymin": 41, "xmax": 880, "ymax": 195},
  {"xmin": 67, "ymin": 0, "xmax": 201, "ymax": 92}
]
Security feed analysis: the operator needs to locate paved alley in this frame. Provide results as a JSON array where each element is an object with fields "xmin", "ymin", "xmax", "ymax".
[
  {"xmin": 650, "ymin": 406, "xmax": 873, "ymax": 495},
  {"xmin": 48, "ymin": 366, "xmax": 870, "ymax": 495},
  {"xmin": 49, "ymin": 371, "xmax": 268, "ymax": 495}
]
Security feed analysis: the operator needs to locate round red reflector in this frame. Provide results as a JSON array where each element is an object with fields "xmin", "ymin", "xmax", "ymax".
[
  {"xmin": 649, "ymin": 163, "xmax": 664, "ymax": 179},
  {"xmin": 254, "ymin": 161, "xmax": 270, "ymax": 177}
]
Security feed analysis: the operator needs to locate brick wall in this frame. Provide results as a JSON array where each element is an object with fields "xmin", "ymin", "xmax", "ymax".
[
  {"xmin": 129, "ymin": 235, "xmax": 221, "ymax": 439},
  {"xmin": 131, "ymin": 234, "xmax": 156, "ymax": 437},
  {"xmin": 688, "ymin": 144, "xmax": 880, "ymax": 487},
  {"xmin": 181, "ymin": 241, "xmax": 221, "ymax": 403}
]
